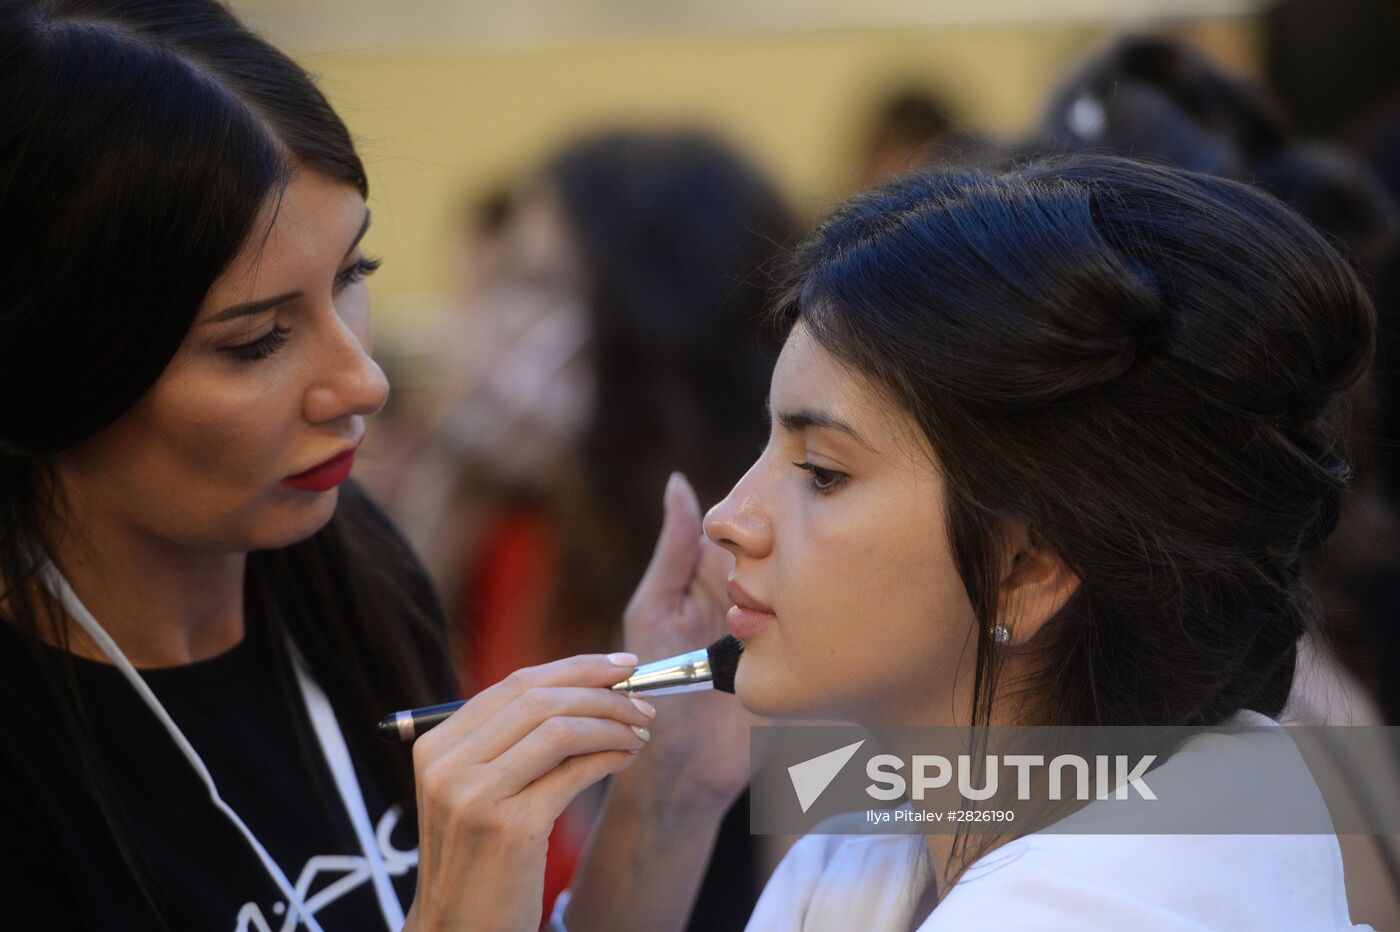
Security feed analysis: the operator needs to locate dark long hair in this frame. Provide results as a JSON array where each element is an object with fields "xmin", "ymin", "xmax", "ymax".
[
  {"xmin": 776, "ymin": 155, "xmax": 1374, "ymax": 879},
  {"xmin": 541, "ymin": 130, "xmax": 796, "ymax": 647},
  {"xmin": 0, "ymin": 1, "xmax": 446, "ymax": 923},
  {"xmin": 1035, "ymin": 33, "xmax": 1400, "ymax": 715}
]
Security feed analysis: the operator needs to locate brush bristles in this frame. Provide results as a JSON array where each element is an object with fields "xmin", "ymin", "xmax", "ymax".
[{"xmin": 706, "ymin": 635, "xmax": 743, "ymax": 693}]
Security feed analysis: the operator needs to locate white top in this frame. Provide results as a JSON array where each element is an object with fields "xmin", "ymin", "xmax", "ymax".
[{"xmin": 746, "ymin": 712, "xmax": 1371, "ymax": 932}]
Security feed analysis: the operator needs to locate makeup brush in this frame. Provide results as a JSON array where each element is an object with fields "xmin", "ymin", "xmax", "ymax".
[{"xmin": 377, "ymin": 635, "xmax": 743, "ymax": 743}]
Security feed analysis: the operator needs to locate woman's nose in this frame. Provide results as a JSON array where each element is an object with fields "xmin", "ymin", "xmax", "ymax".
[
  {"xmin": 303, "ymin": 313, "xmax": 390, "ymax": 425},
  {"xmin": 703, "ymin": 467, "xmax": 773, "ymax": 560}
]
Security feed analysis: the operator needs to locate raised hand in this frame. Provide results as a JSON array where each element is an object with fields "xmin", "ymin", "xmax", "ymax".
[{"xmin": 619, "ymin": 471, "xmax": 766, "ymax": 813}]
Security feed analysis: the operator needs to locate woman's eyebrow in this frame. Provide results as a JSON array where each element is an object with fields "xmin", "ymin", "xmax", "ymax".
[
  {"xmin": 343, "ymin": 208, "xmax": 371, "ymax": 259},
  {"xmin": 768, "ymin": 400, "xmax": 872, "ymax": 450},
  {"xmin": 204, "ymin": 291, "xmax": 301, "ymax": 325},
  {"xmin": 204, "ymin": 209, "xmax": 372, "ymax": 326}
]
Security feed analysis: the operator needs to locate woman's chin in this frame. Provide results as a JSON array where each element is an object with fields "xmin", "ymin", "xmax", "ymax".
[
  {"xmin": 256, "ymin": 487, "xmax": 340, "ymax": 549},
  {"xmin": 734, "ymin": 662, "xmax": 821, "ymax": 721}
]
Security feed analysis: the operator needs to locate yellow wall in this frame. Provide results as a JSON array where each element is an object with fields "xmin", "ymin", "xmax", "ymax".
[{"xmin": 294, "ymin": 20, "xmax": 1256, "ymax": 340}]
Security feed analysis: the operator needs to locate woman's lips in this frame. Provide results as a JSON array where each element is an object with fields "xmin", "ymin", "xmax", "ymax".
[
  {"xmin": 726, "ymin": 579, "xmax": 776, "ymax": 639},
  {"xmin": 726, "ymin": 604, "xmax": 775, "ymax": 639},
  {"xmin": 283, "ymin": 445, "xmax": 358, "ymax": 492}
]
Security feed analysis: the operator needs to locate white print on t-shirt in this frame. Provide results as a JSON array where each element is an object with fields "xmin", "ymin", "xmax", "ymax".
[{"xmin": 234, "ymin": 804, "xmax": 417, "ymax": 932}]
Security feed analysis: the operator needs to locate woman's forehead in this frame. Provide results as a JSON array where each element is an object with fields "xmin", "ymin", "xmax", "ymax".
[{"xmin": 772, "ymin": 323, "xmax": 929, "ymax": 461}]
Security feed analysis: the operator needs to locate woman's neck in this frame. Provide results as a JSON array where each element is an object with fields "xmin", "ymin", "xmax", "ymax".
[
  {"xmin": 36, "ymin": 509, "xmax": 247, "ymax": 668},
  {"xmin": 895, "ymin": 691, "xmax": 1040, "ymax": 916}
]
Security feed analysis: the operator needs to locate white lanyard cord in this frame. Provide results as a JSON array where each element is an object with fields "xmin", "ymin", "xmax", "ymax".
[
  {"xmin": 33, "ymin": 554, "xmax": 332, "ymax": 931},
  {"xmin": 288, "ymin": 641, "xmax": 406, "ymax": 930}
]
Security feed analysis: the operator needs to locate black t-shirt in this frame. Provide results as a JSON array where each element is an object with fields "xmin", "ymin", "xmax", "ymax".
[{"xmin": 0, "ymin": 596, "xmax": 423, "ymax": 931}]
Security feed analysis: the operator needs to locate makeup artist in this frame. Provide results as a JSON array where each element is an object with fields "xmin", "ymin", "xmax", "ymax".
[{"xmin": 0, "ymin": 3, "xmax": 742, "ymax": 929}]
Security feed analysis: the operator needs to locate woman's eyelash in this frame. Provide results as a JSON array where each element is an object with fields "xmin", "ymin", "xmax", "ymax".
[
  {"xmin": 226, "ymin": 324, "xmax": 291, "ymax": 363},
  {"xmin": 335, "ymin": 254, "xmax": 382, "ymax": 288},
  {"xmin": 793, "ymin": 461, "xmax": 847, "ymax": 493},
  {"xmin": 222, "ymin": 257, "xmax": 379, "ymax": 363},
  {"xmin": 219, "ymin": 258, "xmax": 378, "ymax": 364}
]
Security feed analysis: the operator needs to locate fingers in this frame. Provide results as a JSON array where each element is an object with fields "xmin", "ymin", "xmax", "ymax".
[
  {"xmin": 670, "ymin": 469, "xmax": 703, "ymax": 525},
  {"xmin": 512, "ymin": 748, "xmax": 638, "ymax": 817},
  {"xmin": 630, "ymin": 472, "xmax": 703, "ymax": 611},
  {"xmin": 422, "ymin": 654, "xmax": 639, "ymax": 746},
  {"xmin": 412, "ymin": 676, "xmax": 653, "ymax": 835},
  {"xmin": 462, "ymin": 686, "xmax": 656, "ymax": 764},
  {"xmin": 488, "ymin": 715, "xmax": 650, "ymax": 798}
]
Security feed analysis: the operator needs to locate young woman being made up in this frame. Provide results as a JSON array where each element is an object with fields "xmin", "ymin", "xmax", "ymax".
[{"xmin": 564, "ymin": 156, "xmax": 1377, "ymax": 931}]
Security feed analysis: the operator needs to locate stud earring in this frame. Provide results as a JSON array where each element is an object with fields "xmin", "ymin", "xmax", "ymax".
[{"xmin": 993, "ymin": 624, "xmax": 1011, "ymax": 645}]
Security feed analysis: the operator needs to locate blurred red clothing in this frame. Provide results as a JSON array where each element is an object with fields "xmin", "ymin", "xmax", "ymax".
[{"xmin": 457, "ymin": 507, "xmax": 585, "ymax": 928}]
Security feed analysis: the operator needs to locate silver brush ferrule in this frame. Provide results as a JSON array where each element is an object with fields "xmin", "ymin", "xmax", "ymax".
[{"xmin": 609, "ymin": 647, "xmax": 714, "ymax": 696}]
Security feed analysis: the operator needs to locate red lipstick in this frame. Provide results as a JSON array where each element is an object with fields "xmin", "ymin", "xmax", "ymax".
[
  {"xmin": 283, "ymin": 441, "xmax": 360, "ymax": 492},
  {"xmin": 725, "ymin": 579, "xmax": 776, "ymax": 640}
]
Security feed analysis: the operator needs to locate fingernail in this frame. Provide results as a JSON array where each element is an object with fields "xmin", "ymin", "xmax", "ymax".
[
  {"xmin": 631, "ymin": 697, "xmax": 657, "ymax": 719},
  {"xmin": 664, "ymin": 472, "xmax": 680, "ymax": 506},
  {"xmin": 631, "ymin": 725, "xmax": 652, "ymax": 742},
  {"xmin": 608, "ymin": 652, "xmax": 639, "ymax": 667}
]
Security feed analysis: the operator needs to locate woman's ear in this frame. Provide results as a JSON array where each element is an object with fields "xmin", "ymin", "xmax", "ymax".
[{"xmin": 996, "ymin": 523, "xmax": 1080, "ymax": 645}]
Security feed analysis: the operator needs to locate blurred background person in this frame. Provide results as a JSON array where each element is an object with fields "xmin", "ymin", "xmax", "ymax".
[
  {"xmin": 378, "ymin": 129, "xmax": 797, "ymax": 928},
  {"xmin": 350, "ymin": 186, "xmax": 518, "ymax": 545},
  {"xmin": 853, "ymin": 87, "xmax": 1008, "ymax": 188},
  {"xmin": 855, "ymin": 87, "xmax": 955, "ymax": 186},
  {"xmin": 398, "ymin": 129, "xmax": 793, "ymax": 682}
]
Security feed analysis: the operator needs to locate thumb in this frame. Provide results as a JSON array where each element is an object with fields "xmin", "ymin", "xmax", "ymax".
[
  {"xmin": 690, "ymin": 533, "xmax": 736, "ymax": 627},
  {"xmin": 633, "ymin": 472, "xmax": 703, "ymax": 605}
]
